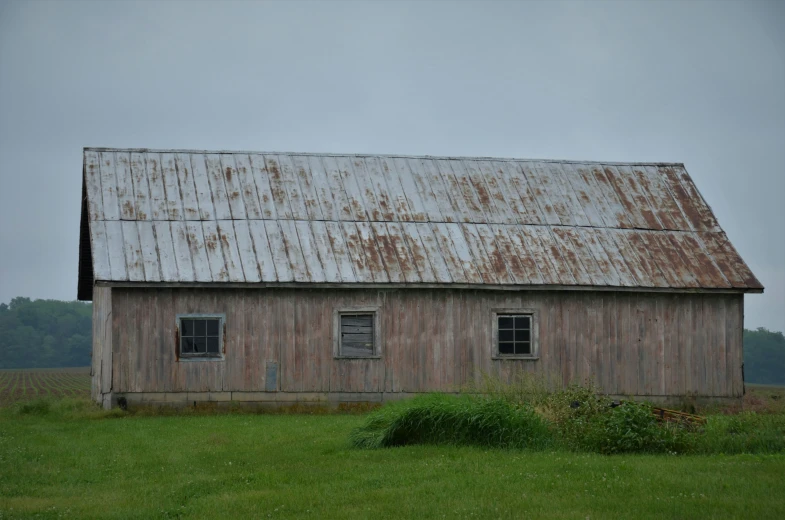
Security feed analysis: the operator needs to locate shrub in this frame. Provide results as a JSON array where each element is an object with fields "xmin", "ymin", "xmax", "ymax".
[{"xmin": 349, "ymin": 393, "xmax": 553, "ymax": 450}]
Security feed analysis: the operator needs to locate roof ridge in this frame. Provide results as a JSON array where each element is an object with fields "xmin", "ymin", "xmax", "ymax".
[{"xmin": 82, "ymin": 147, "xmax": 684, "ymax": 167}]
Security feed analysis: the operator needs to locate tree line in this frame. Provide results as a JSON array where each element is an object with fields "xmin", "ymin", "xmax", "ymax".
[{"xmin": 1, "ymin": 298, "xmax": 783, "ymax": 385}]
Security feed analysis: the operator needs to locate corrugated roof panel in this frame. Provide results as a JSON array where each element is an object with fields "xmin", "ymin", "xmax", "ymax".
[
  {"xmin": 84, "ymin": 150, "xmax": 104, "ymax": 221},
  {"xmin": 448, "ymin": 160, "xmax": 488, "ymax": 224},
  {"xmin": 201, "ymin": 221, "xmax": 229, "ymax": 282},
  {"xmin": 114, "ymin": 152, "xmax": 136, "ymax": 220},
  {"xmin": 500, "ymin": 162, "xmax": 546, "ymax": 225},
  {"xmin": 248, "ymin": 155, "xmax": 278, "ymax": 220},
  {"xmin": 79, "ymin": 149, "xmax": 763, "ymax": 295},
  {"xmin": 188, "ymin": 154, "xmax": 215, "ymax": 221},
  {"xmin": 579, "ymin": 228, "xmax": 624, "ymax": 287},
  {"xmin": 406, "ymin": 157, "xmax": 444, "ymax": 223},
  {"xmin": 353, "ymin": 158, "xmax": 386, "ymax": 222},
  {"xmin": 104, "ymin": 220, "xmax": 127, "ymax": 281},
  {"xmin": 494, "ymin": 225, "xmax": 543, "ymax": 285},
  {"xmin": 393, "ymin": 157, "xmax": 429, "ymax": 222},
  {"xmin": 169, "ymin": 221, "xmax": 196, "ymax": 282},
  {"xmin": 370, "ymin": 221, "xmax": 405, "ymax": 283},
  {"xmin": 137, "ymin": 221, "xmax": 162, "ymax": 282},
  {"xmin": 622, "ymin": 230, "xmax": 669, "ymax": 288},
  {"xmin": 89, "ymin": 220, "xmax": 111, "ymax": 281},
  {"xmin": 475, "ymin": 224, "xmax": 516, "ymax": 285},
  {"xmin": 276, "ymin": 155, "xmax": 309, "ymax": 221},
  {"xmin": 232, "ymin": 220, "xmax": 262, "ymax": 283},
  {"xmin": 402, "ymin": 223, "xmax": 441, "ymax": 283},
  {"xmin": 593, "ymin": 229, "xmax": 638, "ymax": 287},
  {"xmin": 121, "ymin": 221, "xmax": 145, "ymax": 282},
  {"xmin": 550, "ymin": 227, "xmax": 594, "ymax": 285},
  {"xmin": 613, "ymin": 165, "xmax": 663, "ymax": 230},
  {"xmin": 152, "ymin": 221, "xmax": 179, "ymax": 282},
  {"xmin": 560, "ymin": 163, "xmax": 605, "ymax": 228},
  {"xmin": 98, "ymin": 151, "xmax": 120, "ymax": 221},
  {"xmin": 263, "ymin": 220, "xmax": 293, "ymax": 282},
  {"xmin": 385, "ymin": 222, "xmax": 422, "ymax": 284},
  {"xmin": 294, "ymin": 220, "xmax": 326, "ymax": 283},
  {"xmin": 340, "ymin": 221, "xmax": 374, "ymax": 283},
  {"xmin": 309, "ymin": 221, "xmax": 342, "ymax": 283},
  {"xmin": 130, "ymin": 152, "xmax": 153, "ymax": 221},
  {"xmin": 460, "ymin": 223, "xmax": 499, "ymax": 284},
  {"xmin": 232, "ymin": 154, "xmax": 263, "ymax": 221},
  {"xmin": 520, "ymin": 163, "xmax": 561, "ymax": 225},
  {"xmin": 262, "ymin": 155, "xmax": 294, "ymax": 220},
  {"xmin": 173, "ymin": 153, "xmax": 200, "ymax": 221},
  {"xmin": 246, "ymin": 220, "xmax": 277, "ymax": 282},
  {"xmin": 324, "ymin": 221, "xmax": 357, "ymax": 283},
  {"xmin": 278, "ymin": 219, "xmax": 309, "ymax": 283},
  {"xmin": 292, "ymin": 155, "xmax": 324, "ymax": 222},
  {"xmin": 549, "ymin": 163, "xmax": 592, "ymax": 227},
  {"xmin": 701, "ymin": 231, "xmax": 762, "ymax": 288}
]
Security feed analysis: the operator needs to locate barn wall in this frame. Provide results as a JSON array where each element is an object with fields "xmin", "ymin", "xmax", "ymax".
[
  {"xmin": 91, "ymin": 286, "xmax": 113, "ymax": 406},
  {"xmin": 110, "ymin": 288, "xmax": 744, "ymax": 401}
]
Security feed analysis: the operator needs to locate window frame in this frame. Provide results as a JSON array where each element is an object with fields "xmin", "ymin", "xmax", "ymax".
[
  {"xmin": 491, "ymin": 308, "xmax": 539, "ymax": 360},
  {"xmin": 176, "ymin": 313, "xmax": 226, "ymax": 362},
  {"xmin": 333, "ymin": 306, "xmax": 382, "ymax": 359}
]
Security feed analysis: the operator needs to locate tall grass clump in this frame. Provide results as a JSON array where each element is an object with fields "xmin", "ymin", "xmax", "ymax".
[
  {"xmin": 349, "ymin": 393, "xmax": 553, "ymax": 450},
  {"xmin": 694, "ymin": 412, "xmax": 785, "ymax": 454}
]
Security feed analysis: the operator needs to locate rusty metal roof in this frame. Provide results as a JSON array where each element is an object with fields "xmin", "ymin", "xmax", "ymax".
[{"xmin": 77, "ymin": 148, "xmax": 763, "ymax": 299}]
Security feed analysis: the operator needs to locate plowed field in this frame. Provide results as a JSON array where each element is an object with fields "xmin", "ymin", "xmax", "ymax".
[{"xmin": 0, "ymin": 367, "xmax": 90, "ymax": 406}]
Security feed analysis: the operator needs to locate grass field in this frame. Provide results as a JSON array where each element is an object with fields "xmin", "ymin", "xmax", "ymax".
[
  {"xmin": 1, "ymin": 377, "xmax": 783, "ymax": 518},
  {"xmin": 0, "ymin": 368, "xmax": 90, "ymax": 407},
  {"xmin": 0, "ymin": 404, "xmax": 783, "ymax": 519}
]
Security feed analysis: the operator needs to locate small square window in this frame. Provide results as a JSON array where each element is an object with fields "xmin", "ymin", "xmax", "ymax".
[
  {"xmin": 178, "ymin": 315, "xmax": 223, "ymax": 359},
  {"xmin": 335, "ymin": 308, "xmax": 381, "ymax": 359},
  {"xmin": 494, "ymin": 311, "xmax": 537, "ymax": 358}
]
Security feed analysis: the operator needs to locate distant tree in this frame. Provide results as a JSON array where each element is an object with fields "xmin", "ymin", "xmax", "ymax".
[
  {"xmin": 0, "ymin": 298, "xmax": 92, "ymax": 369},
  {"xmin": 744, "ymin": 328, "xmax": 785, "ymax": 386}
]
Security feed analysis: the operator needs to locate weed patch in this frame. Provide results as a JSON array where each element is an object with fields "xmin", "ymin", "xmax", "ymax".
[{"xmin": 349, "ymin": 393, "xmax": 552, "ymax": 450}]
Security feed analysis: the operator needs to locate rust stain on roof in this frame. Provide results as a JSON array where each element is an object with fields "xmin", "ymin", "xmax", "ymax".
[{"xmin": 78, "ymin": 148, "xmax": 763, "ymax": 294}]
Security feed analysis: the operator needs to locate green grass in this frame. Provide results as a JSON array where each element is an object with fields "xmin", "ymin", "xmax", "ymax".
[{"xmin": 1, "ymin": 402, "xmax": 785, "ymax": 519}]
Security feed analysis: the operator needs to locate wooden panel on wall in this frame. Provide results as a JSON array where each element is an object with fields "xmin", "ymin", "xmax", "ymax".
[{"xmin": 109, "ymin": 287, "xmax": 744, "ymax": 398}]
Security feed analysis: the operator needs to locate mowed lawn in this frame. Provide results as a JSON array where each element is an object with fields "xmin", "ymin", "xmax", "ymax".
[{"xmin": 1, "ymin": 410, "xmax": 784, "ymax": 519}]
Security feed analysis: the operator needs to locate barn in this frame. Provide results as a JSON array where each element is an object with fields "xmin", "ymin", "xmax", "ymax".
[{"xmin": 77, "ymin": 148, "xmax": 763, "ymax": 409}]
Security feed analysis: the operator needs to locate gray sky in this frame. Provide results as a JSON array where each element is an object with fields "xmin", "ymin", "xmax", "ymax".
[{"xmin": 1, "ymin": 0, "xmax": 783, "ymax": 331}]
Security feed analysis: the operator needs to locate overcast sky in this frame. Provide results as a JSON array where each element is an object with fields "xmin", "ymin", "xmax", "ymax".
[{"xmin": 0, "ymin": 0, "xmax": 783, "ymax": 331}]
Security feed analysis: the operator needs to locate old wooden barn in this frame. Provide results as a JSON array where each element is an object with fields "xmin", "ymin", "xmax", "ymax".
[{"xmin": 77, "ymin": 148, "xmax": 763, "ymax": 408}]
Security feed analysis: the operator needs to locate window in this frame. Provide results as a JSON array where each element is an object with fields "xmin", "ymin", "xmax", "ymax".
[
  {"xmin": 178, "ymin": 315, "xmax": 224, "ymax": 359},
  {"xmin": 493, "ymin": 309, "xmax": 538, "ymax": 359},
  {"xmin": 334, "ymin": 307, "xmax": 381, "ymax": 358}
]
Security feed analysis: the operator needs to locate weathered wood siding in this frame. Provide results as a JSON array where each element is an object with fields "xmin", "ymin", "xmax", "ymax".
[
  {"xmin": 110, "ymin": 288, "xmax": 744, "ymax": 398},
  {"xmin": 91, "ymin": 286, "xmax": 112, "ymax": 403}
]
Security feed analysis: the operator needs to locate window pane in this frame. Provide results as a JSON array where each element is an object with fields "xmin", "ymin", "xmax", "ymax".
[
  {"xmin": 498, "ymin": 316, "xmax": 513, "ymax": 329},
  {"xmin": 181, "ymin": 319, "xmax": 194, "ymax": 336},
  {"xmin": 194, "ymin": 319, "xmax": 206, "ymax": 336},
  {"xmin": 515, "ymin": 342, "xmax": 531, "ymax": 355},
  {"xmin": 193, "ymin": 337, "xmax": 206, "ymax": 353},
  {"xmin": 182, "ymin": 337, "xmax": 194, "ymax": 354},
  {"xmin": 514, "ymin": 316, "xmax": 530, "ymax": 329},
  {"xmin": 206, "ymin": 319, "xmax": 220, "ymax": 336},
  {"xmin": 340, "ymin": 314, "xmax": 375, "ymax": 357},
  {"xmin": 516, "ymin": 328, "xmax": 531, "ymax": 342},
  {"xmin": 499, "ymin": 342, "xmax": 514, "ymax": 355},
  {"xmin": 499, "ymin": 329, "xmax": 514, "ymax": 342},
  {"xmin": 206, "ymin": 337, "xmax": 220, "ymax": 354}
]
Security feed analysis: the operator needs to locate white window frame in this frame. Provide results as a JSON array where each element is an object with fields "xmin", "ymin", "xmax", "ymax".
[
  {"xmin": 491, "ymin": 308, "xmax": 539, "ymax": 360},
  {"xmin": 333, "ymin": 306, "xmax": 382, "ymax": 359},
  {"xmin": 176, "ymin": 313, "xmax": 226, "ymax": 362}
]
